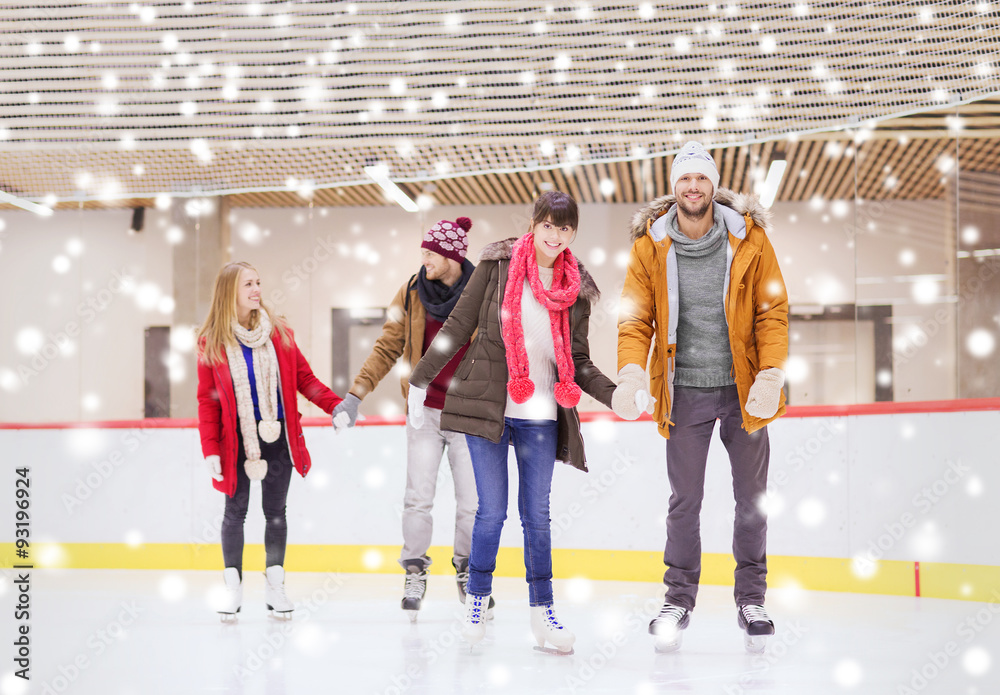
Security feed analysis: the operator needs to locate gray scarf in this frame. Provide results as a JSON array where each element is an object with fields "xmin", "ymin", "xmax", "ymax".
[{"xmin": 665, "ymin": 203, "xmax": 727, "ymax": 257}]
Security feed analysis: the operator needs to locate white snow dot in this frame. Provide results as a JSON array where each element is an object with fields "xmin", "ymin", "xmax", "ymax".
[
  {"xmin": 159, "ymin": 574, "xmax": 187, "ymax": 602},
  {"xmin": 82, "ymin": 393, "xmax": 101, "ymax": 412},
  {"xmin": 488, "ymin": 665, "xmax": 511, "ymax": 687},
  {"xmin": 0, "ymin": 369, "xmax": 20, "ymax": 393},
  {"xmin": 566, "ymin": 576, "xmax": 594, "ymax": 603},
  {"xmin": 966, "ymin": 329, "xmax": 995, "ymax": 358},
  {"xmin": 784, "ymin": 355, "xmax": 809, "ymax": 384},
  {"xmin": 1, "ymin": 671, "xmax": 29, "ymax": 695},
  {"xmin": 899, "ymin": 248, "xmax": 916, "ymax": 266},
  {"xmin": 963, "ymin": 646, "xmax": 991, "ymax": 676},
  {"xmin": 165, "ymin": 225, "xmax": 184, "ymax": 244},
  {"xmin": 961, "ymin": 226, "xmax": 980, "ymax": 245},
  {"xmin": 124, "ymin": 530, "xmax": 143, "ymax": 547},
  {"xmin": 796, "ymin": 498, "xmax": 826, "ymax": 527},
  {"xmin": 912, "ymin": 278, "xmax": 939, "ymax": 304},
  {"xmin": 833, "ymin": 659, "xmax": 864, "ymax": 687},
  {"xmin": 589, "ymin": 248, "xmax": 607, "ymax": 266},
  {"xmin": 851, "ymin": 554, "xmax": 878, "ymax": 580},
  {"xmin": 966, "ymin": 476, "xmax": 984, "ymax": 497},
  {"xmin": 135, "ymin": 282, "xmax": 162, "ymax": 311},
  {"xmin": 361, "ymin": 548, "xmax": 384, "ymax": 570},
  {"xmin": 876, "ymin": 369, "xmax": 892, "ymax": 387},
  {"xmin": 364, "ymin": 467, "xmax": 385, "ymax": 488},
  {"xmin": 15, "ymin": 327, "xmax": 45, "ymax": 355}
]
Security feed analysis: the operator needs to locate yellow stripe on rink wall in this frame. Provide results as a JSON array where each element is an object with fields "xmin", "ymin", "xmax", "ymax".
[{"xmin": 3, "ymin": 542, "xmax": 998, "ymax": 603}]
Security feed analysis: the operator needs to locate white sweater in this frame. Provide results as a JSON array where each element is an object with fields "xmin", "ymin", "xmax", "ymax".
[{"xmin": 505, "ymin": 266, "xmax": 558, "ymax": 421}]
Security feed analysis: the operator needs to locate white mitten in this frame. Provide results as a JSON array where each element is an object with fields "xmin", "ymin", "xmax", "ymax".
[
  {"xmin": 612, "ymin": 364, "xmax": 653, "ymax": 420},
  {"xmin": 745, "ymin": 367, "xmax": 785, "ymax": 419},
  {"xmin": 407, "ymin": 384, "xmax": 428, "ymax": 429},
  {"xmin": 332, "ymin": 411, "xmax": 351, "ymax": 432},
  {"xmin": 205, "ymin": 454, "xmax": 223, "ymax": 482}
]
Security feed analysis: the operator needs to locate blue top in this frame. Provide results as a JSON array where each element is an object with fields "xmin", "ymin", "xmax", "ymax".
[{"xmin": 240, "ymin": 343, "xmax": 284, "ymax": 421}]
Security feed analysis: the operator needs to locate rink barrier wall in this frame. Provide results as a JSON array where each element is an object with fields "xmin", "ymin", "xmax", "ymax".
[
  {"xmin": 3, "ymin": 397, "xmax": 998, "ymax": 604},
  {"xmin": 3, "ymin": 395, "xmax": 1000, "ymax": 429},
  {"xmin": 3, "ymin": 544, "xmax": 999, "ymax": 603}
]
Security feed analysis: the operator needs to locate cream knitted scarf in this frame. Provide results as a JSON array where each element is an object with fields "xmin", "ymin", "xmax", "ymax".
[{"xmin": 226, "ymin": 308, "xmax": 281, "ymax": 481}]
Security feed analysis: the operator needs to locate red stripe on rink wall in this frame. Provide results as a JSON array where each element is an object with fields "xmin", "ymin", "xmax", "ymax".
[{"xmin": 2, "ymin": 397, "xmax": 1000, "ymax": 430}]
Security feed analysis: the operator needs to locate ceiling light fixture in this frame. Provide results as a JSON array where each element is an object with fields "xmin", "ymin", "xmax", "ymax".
[
  {"xmin": 0, "ymin": 190, "xmax": 54, "ymax": 216},
  {"xmin": 363, "ymin": 165, "xmax": 418, "ymax": 212}
]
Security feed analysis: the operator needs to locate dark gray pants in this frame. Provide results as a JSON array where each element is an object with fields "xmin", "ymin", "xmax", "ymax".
[
  {"xmin": 221, "ymin": 422, "xmax": 293, "ymax": 575},
  {"xmin": 664, "ymin": 385, "xmax": 769, "ymax": 611}
]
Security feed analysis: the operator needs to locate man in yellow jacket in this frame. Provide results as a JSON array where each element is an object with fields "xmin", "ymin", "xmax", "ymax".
[{"xmin": 614, "ymin": 141, "xmax": 788, "ymax": 654}]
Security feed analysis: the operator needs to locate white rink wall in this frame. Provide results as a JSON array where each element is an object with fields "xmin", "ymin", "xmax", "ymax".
[{"xmin": 2, "ymin": 408, "xmax": 997, "ymax": 568}]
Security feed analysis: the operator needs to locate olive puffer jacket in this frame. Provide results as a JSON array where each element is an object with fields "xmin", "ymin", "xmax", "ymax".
[{"xmin": 409, "ymin": 237, "xmax": 616, "ymax": 472}]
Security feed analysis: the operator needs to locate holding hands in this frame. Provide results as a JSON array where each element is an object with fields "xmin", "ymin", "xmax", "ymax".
[
  {"xmin": 331, "ymin": 393, "xmax": 361, "ymax": 433},
  {"xmin": 612, "ymin": 364, "xmax": 655, "ymax": 420}
]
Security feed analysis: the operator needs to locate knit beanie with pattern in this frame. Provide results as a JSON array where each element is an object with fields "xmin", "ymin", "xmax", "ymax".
[{"xmin": 420, "ymin": 217, "xmax": 472, "ymax": 263}]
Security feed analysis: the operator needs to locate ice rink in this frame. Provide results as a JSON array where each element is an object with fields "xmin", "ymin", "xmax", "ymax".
[{"xmin": 6, "ymin": 569, "xmax": 997, "ymax": 695}]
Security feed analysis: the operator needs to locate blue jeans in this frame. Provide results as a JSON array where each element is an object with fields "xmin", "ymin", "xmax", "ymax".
[{"xmin": 465, "ymin": 418, "xmax": 557, "ymax": 606}]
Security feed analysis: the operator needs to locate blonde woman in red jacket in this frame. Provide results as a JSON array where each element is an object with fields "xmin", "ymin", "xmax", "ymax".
[{"xmin": 197, "ymin": 261, "xmax": 342, "ymax": 620}]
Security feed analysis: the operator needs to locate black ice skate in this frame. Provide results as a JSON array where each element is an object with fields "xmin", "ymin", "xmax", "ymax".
[
  {"xmin": 401, "ymin": 558, "xmax": 429, "ymax": 622},
  {"xmin": 648, "ymin": 601, "xmax": 690, "ymax": 653},
  {"xmin": 453, "ymin": 558, "xmax": 495, "ymax": 620},
  {"xmin": 737, "ymin": 604, "xmax": 774, "ymax": 654}
]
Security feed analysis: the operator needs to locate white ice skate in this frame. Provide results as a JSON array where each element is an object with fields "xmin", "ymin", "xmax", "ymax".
[
  {"xmin": 264, "ymin": 566, "xmax": 294, "ymax": 619},
  {"xmin": 453, "ymin": 558, "xmax": 495, "ymax": 620},
  {"xmin": 218, "ymin": 567, "xmax": 242, "ymax": 622},
  {"xmin": 530, "ymin": 604, "xmax": 575, "ymax": 654},
  {"xmin": 461, "ymin": 594, "xmax": 490, "ymax": 646},
  {"xmin": 737, "ymin": 604, "xmax": 774, "ymax": 654},
  {"xmin": 649, "ymin": 602, "xmax": 690, "ymax": 653}
]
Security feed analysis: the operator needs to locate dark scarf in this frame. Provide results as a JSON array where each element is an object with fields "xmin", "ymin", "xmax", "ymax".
[{"xmin": 416, "ymin": 258, "xmax": 475, "ymax": 322}]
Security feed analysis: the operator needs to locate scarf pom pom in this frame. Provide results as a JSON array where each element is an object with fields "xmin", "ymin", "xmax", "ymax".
[
  {"xmin": 554, "ymin": 381, "xmax": 582, "ymax": 408},
  {"xmin": 245, "ymin": 458, "xmax": 268, "ymax": 481},
  {"xmin": 507, "ymin": 377, "xmax": 535, "ymax": 404},
  {"xmin": 258, "ymin": 420, "xmax": 281, "ymax": 443}
]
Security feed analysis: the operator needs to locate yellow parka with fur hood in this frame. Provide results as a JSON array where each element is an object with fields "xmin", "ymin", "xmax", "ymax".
[{"xmin": 617, "ymin": 187, "xmax": 789, "ymax": 439}]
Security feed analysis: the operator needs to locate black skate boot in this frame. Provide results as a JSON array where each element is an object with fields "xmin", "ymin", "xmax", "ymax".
[
  {"xmin": 737, "ymin": 604, "xmax": 774, "ymax": 654},
  {"xmin": 401, "ymin": 558, "xmax": 429, "ymax": 622},
  {"xmin": 453, "ymin": 557, "xmax": 495, "ymax": 619},
  {"xmin": 648, "ymin": 601, "xmax": 690, "ymax": 653}
]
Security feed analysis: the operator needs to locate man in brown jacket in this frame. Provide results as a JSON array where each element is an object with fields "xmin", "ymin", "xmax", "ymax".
[
  {"xmin": 331, "ymin": 217, "xmax": 482, "ymax": 621},
  {"xmin": 615, "ymin": 141, "xmax": 789, "ymax": 654}
]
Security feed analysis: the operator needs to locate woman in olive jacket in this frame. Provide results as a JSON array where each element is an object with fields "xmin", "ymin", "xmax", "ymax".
[{"xmin": 407, "ymin": 191, "xmax": 616, "ymax": 653}]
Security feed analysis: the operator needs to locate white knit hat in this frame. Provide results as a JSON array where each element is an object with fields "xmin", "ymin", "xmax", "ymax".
[{"xmin": 670, "ymin": 141, "xmax": 720, "ymax": 193}]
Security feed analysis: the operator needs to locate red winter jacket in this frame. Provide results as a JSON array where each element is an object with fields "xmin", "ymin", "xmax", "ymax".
[{"xmin": 197, "ymin": 326, "xmax": 342, "ymax": 497}]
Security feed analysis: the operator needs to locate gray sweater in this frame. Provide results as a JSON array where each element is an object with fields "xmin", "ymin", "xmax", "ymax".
[{"xmin": 666, "ymin": 205, "xmax": 736, "ymax": 388}]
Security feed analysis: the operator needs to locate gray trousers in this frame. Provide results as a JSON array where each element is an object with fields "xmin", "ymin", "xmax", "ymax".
[
  {"xmin": 664, "ymin": 385, "xmax": 770, "ymax": 611},
  {"xmin": 399, "ymin": 407, "xmax": 478, "ymax": 567}
]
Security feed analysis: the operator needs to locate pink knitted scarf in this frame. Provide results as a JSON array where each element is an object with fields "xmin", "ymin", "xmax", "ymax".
[{"xmin": 501, "ymin": 233, "xmax": 582, "ymax": 408}]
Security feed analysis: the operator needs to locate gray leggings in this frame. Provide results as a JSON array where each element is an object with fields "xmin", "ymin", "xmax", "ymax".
[{"xmin": 221, "ymin": 422, "xmax": 294, "ymax": 575}]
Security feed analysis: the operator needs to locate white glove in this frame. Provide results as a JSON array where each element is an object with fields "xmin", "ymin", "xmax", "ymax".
[
  {"xmin": 332, "ymin": 411, "xmax": 351, "ymax": 432},
  {"xmin": 407, "ymin": 384, "xmax": 428, "ymax": 429},
  {"xmin": 205, "ymin": 455, "xmax": 223, "ymax": 482},
  {"xmin": 745, "ymin": 367, "xmax": 785, "ymax": 419},
  {"xmin": 612, "ymin": 364, "xmax": 655, "ymax": 420}
]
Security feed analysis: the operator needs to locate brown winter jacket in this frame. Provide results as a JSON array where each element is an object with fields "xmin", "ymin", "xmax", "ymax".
[
  {"xmin": 618, "ymin": 187, "xmax": 789, "ymax": 439},
  {"xmin": 409, "ymin": 237, "xmax": 617, "ymax": 472},
  {"xmin": 348, "ymin": 275, "xmax": 426, "ymax": 402}
]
